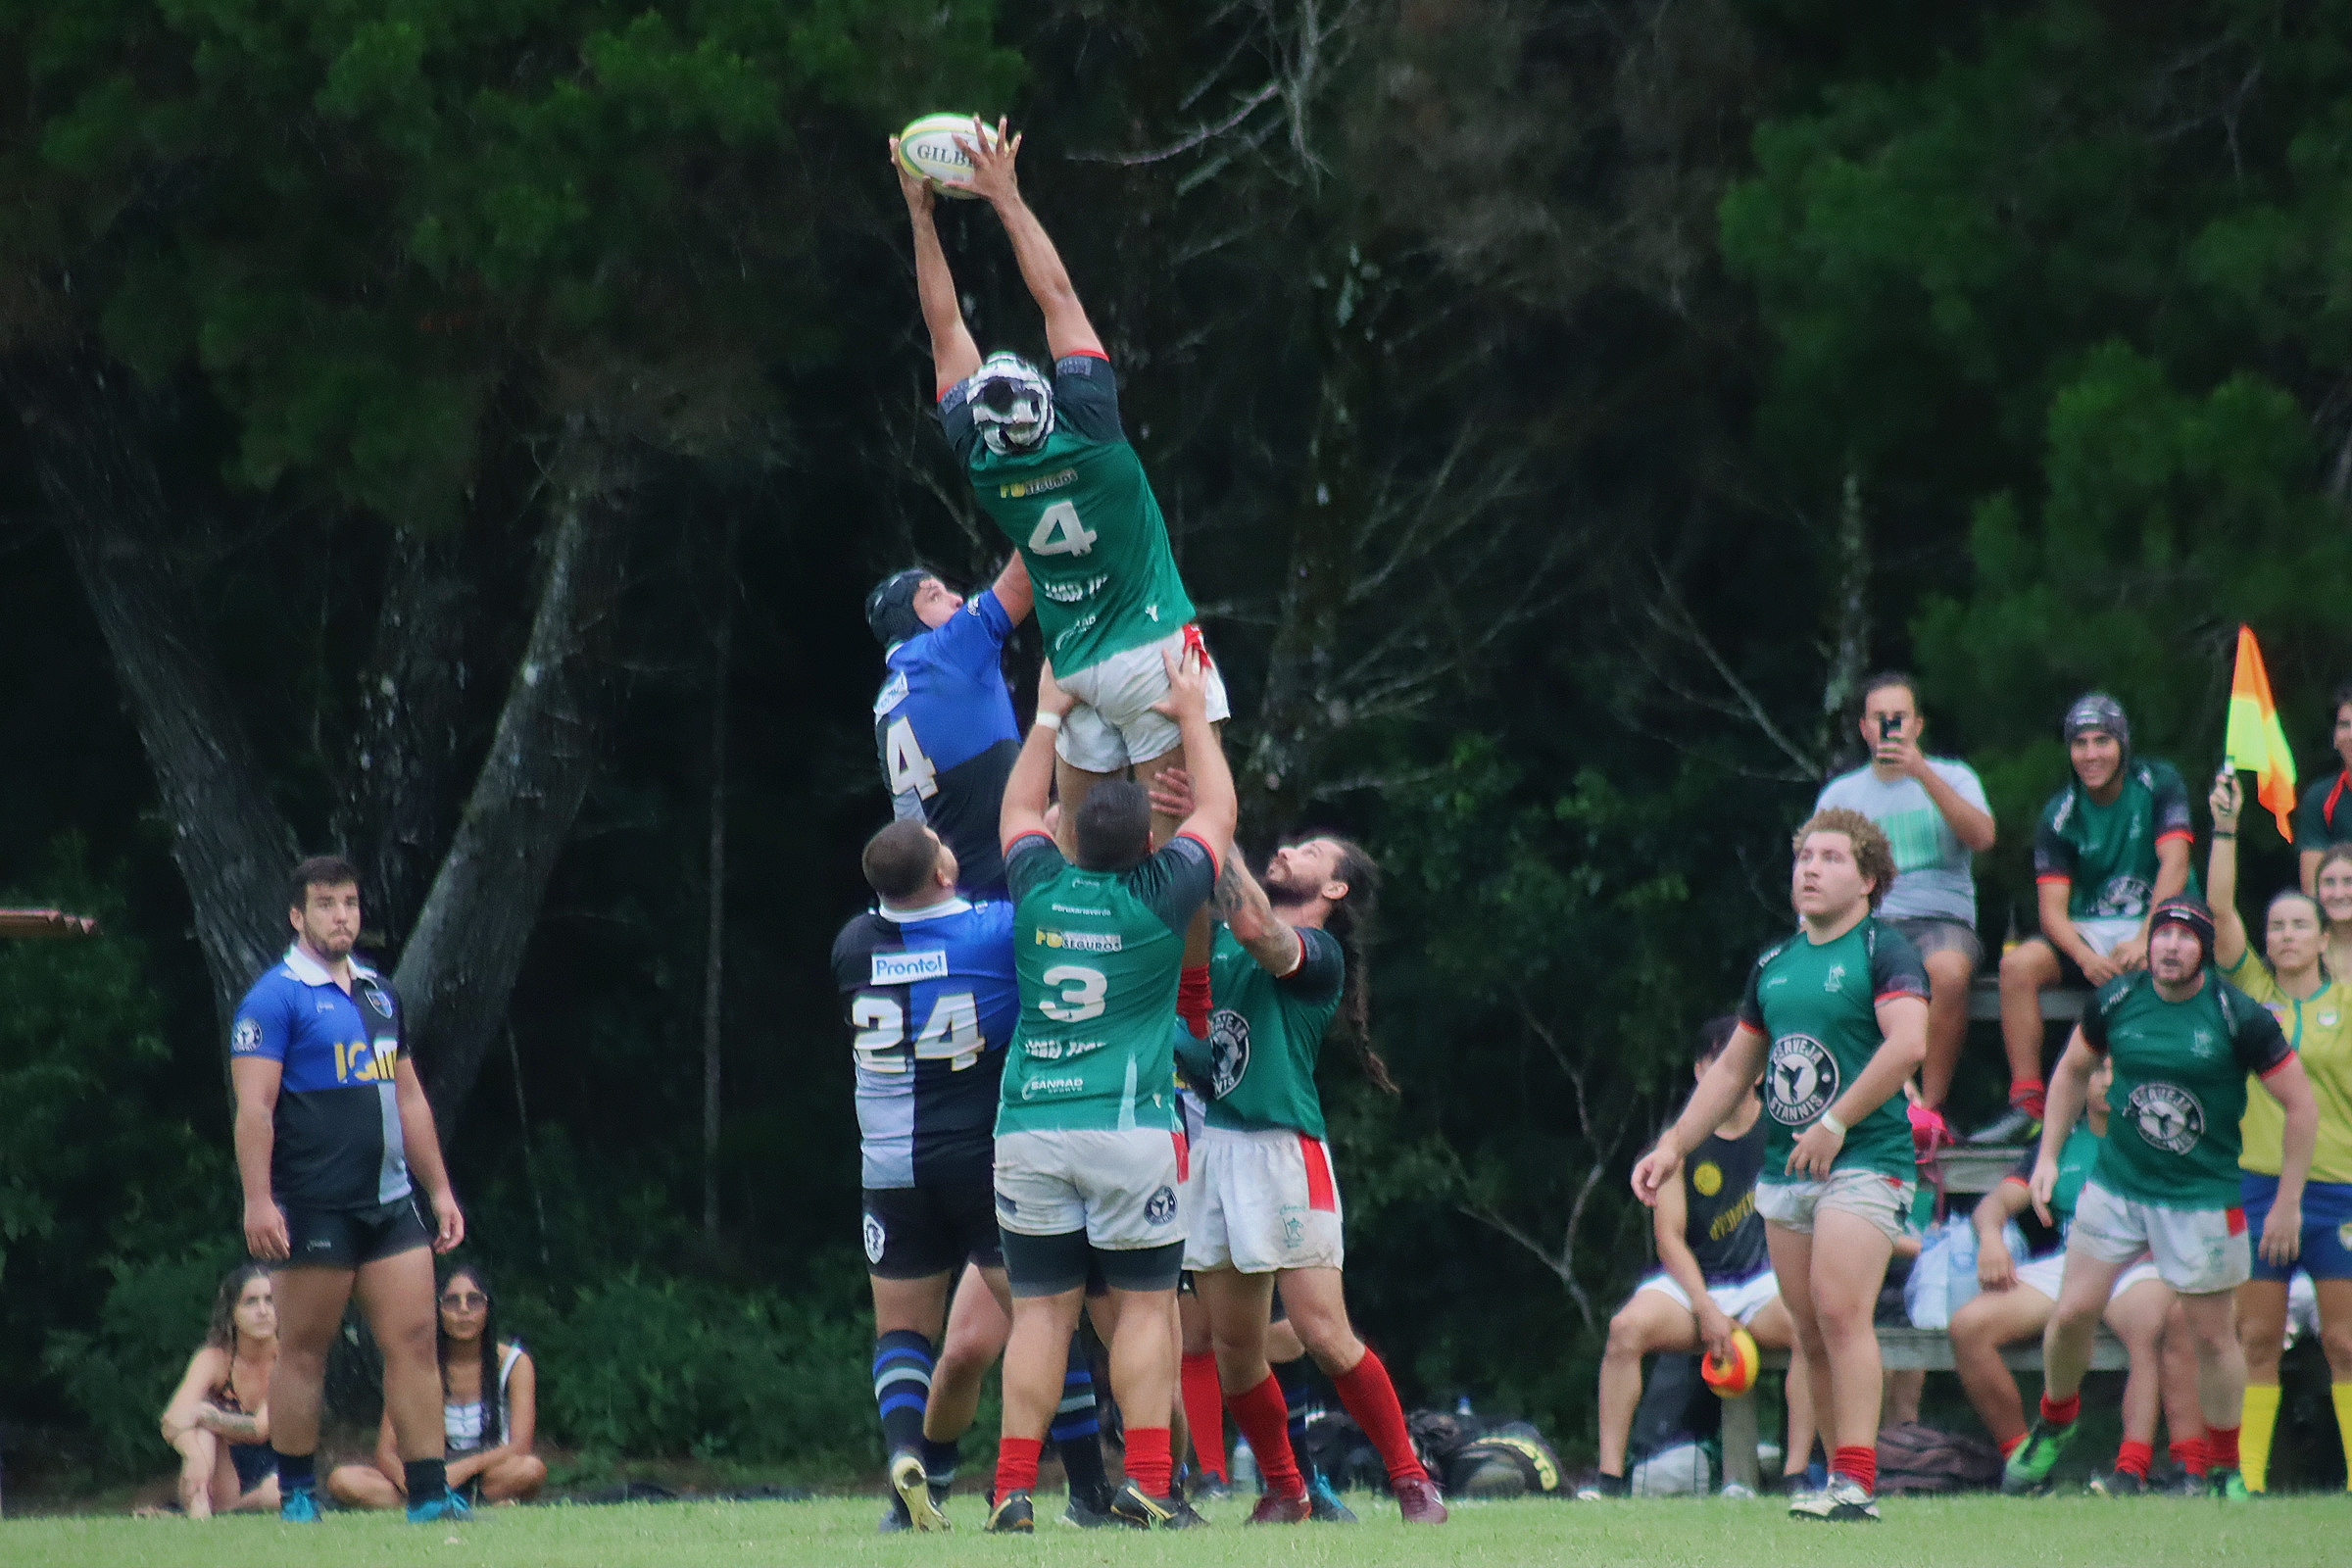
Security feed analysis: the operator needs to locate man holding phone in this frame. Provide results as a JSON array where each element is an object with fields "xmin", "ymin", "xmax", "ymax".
[{"xmin": 1816, "ymin": 673, "xmax": 1997, "ymax": 1150}]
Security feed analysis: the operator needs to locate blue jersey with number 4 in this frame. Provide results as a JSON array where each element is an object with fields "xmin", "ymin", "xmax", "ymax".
[
  {"xmin": 873, "ymin": 588, "xmax": 1019, "ymax": 897},
  {"xmin": 831, "ymin": 897, "xmax": 1019, "ymax": 1188}
]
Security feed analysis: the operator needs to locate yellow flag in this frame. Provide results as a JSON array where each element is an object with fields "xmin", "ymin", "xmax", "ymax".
[{"xmin": 2226, "ymin": 624, "xmax": 2298, "ymax": 840}]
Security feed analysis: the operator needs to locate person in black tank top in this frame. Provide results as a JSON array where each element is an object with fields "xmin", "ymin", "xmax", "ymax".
[
  {"xmin": 157, "ymin": 1263, "xmax": 280, "ymax": 1516},
  {"xmin": 1581, "ymin": 1019, "xmax": 1818, "ymax": 1497}
]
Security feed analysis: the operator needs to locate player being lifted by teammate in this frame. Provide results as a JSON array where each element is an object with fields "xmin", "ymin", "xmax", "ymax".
[
  {"xmin": 893, "ymin": 118, "xmax": 1229, "ymax": 1038},
  {"xmin": 1632, "ymin": 809, "xmax": 1930, "ymax": 1523},
  {"xmin": 987, "ymin": 650, "xmax": 1233, "ymax": 1531}
]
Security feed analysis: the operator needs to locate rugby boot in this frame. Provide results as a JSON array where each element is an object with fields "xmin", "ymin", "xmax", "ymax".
[
  {"xmin": 406, "ymin": 1487, "xmax": 472, "ymax": 1525},
  {"xmin": 984, "ymin": 1489, "xmax": 1035, "ymax": 1533},
  {"xmin": 877, "ymin": 1498, "xmax": 911, "ymax": 1533},
  {"xmin": 1060, "ymin": 1480, "xmax": 1118, "ymax": 1528},
  {"xmin": 1967, "ymin": 1105, "xmax": 2041, "ymax": 1147},
  {"xmin": 2208, "ymin": 1466, "xmax": 2250, "ymax": 1500},
  {"xmin": 279, "ymin": 1484, "xmax": 322, "ymax": 1523},
  {"xmin": 888, "ymin": 1450, "xmax": 948, "ymax": 1532},
  {"xmin": 2001, "ymin": 1413, "xmax": 2079, "ymax": 1494},
  {"xmin": 1248, "ymin": 1489, "xmax": 1311, "ymax": 1524},
  {"xmin": 1394, "ymin": 1474, "xmax": 1448, "ymax": 1523},
  {"xmin": 1575, "ymin": 1472, "xmax": 1629, "ymax": 1501},
  {"xmin": 2086, "ymin": 1467, "xmax": 2145, "ymax": 1496},
  {"xmin": 1106, "ymin": 1479, "xmax": 1199, "ymax": 1528},
  {"xmin": 1790, "ymin": 1474, "xmax": 1880, "ymax": 1522},
  {"xmin": 1307, "ymin": 1471, "xmax": 1357, "ymax": 1521}
]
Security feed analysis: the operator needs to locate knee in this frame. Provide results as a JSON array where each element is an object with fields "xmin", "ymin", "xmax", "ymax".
[
  {"xmin": 1291, "ymin": 1308, "xmax": 1360, "ymax": 1368},
  {"xmin": 490, "ymin": 1455, "xmax": 547, "ymax": 1499},
  {"xmin": 1927, "ymin": 952, "xmax": 1975, "ymax": 994},
  {"xmin": 1998, "ymin": 946, "xmax": 2044, "ymax": 989},
  {"xmin": 1603, "ymin": 1307, "xmax": 1650, "ymax": 1359},
  {"xmin": 380, "ymin": 1317, "xmax": 439, "ymax": 1367}
]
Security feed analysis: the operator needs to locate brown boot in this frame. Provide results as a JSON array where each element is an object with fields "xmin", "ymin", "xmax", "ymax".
[
  {"xmin": 1248, "ymin": 1491, "xmax": 1311, "ymax": 1525},
  {"xmin": 1394, "ymin": 1475, "xmax": 1448, "ymax": 1524}
]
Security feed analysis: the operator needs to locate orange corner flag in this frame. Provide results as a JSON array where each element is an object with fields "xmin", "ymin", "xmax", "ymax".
[{"xmin": 2226, "ymin": 624, "xmax": 2298, "ymax": 840}]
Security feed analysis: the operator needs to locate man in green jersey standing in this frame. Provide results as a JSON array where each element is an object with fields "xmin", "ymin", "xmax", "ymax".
[
  {"xmin": 1632, "ymin": 808, "xmax": 1930, "ymax": 1522},
  {"xmin": 2004, "ymin": 897, "xmax": 2317, "ymax": 1498},
  {"xmin": 984, "ymin": 647, "xmax": 1234, "ymax": 1532},
  {"xmin": 1983, "ymin": 694, "xmax": 2196, "ymax": 1145}
]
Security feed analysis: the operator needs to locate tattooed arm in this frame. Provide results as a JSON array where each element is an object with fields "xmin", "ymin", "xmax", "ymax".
[
  {"xmin": 199, "ymin": 1403, "xmax": 265, "ymax": 1443},
  {"xmin": 1214, "ymin": 857, "xmax": 1304, "ymax": 977}
]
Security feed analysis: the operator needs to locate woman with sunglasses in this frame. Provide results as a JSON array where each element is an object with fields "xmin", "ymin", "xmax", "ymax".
[
  {"xmin": 155, "ymin": 1263, "xmax": 280, "ymax": 1516},
  {"xmin": 328, "ymin": 1263, "xmax": 546, "ymax": 1507}
]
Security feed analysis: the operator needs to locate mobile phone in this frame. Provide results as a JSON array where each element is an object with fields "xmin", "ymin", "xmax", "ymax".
[{"xmin": 1879, "ymin": 713, "xmax": 1901, "ymax": 741}]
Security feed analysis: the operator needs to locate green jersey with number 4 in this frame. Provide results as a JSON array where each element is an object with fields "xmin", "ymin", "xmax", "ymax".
[
  {"xmin": 999, "ymin": 831, "xmax": 1218, "ymax": 1134},
  {"xmin": 1737, "ymin": 917, "xmax": 1931, "ymax": 1183},
  {"xmin": 939, "ymin": 354, "xmax": 1196, "ymax": 676}
]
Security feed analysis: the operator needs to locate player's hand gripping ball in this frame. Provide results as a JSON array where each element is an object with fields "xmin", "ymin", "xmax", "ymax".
[
  {"xmin": 897, "ymin": 113, "xmax": 997, "ymax": 197},
  {"xmin": 1700, "ymin": 1326, "xmax": 1760, "ymax": 1398}
]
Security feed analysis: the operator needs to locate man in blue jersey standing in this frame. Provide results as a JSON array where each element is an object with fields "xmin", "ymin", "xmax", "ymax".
[
  {"xmin": 228, "ymin": 857, "xmax": 466, "ymax": 1524},
  {"xmin": 868, "ymin": 555, "xmax": 1033, "ymax": 898}
]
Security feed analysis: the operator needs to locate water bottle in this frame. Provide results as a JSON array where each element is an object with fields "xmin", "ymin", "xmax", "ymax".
[
  {"xmin": 1454, "ymin": 1395, "xmax": 1474, "ymax": 1418},
  {"xmin": 1231, "ymin": 1435, "xmax": 1259, "ymax": 1492}
]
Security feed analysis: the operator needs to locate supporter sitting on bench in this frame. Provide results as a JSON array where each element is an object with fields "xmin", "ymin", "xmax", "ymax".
[
  {"xmin": 1949, "ymin": 1054, "xmax": 2205, "ymax": 1494},
  {"xmin": 1582, "ymin": 1017, "xmax": 1817, "ymax": 1498}
]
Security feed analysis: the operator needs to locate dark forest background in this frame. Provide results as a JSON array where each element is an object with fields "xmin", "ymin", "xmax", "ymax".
[{"xmin": 5, "ymin": 0, "xmax": 2352, "ymax": 1488}]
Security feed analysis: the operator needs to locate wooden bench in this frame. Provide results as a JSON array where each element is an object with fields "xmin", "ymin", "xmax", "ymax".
[{"xmin": 1717, "ymin": 1326, "xmax": 2130, "ymax": 1492}]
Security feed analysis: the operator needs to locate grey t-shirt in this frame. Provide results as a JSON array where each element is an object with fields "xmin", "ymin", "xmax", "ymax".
[{"xmin": 1815, "ymin": 760, "xmax": 1988, "ymax": 925}]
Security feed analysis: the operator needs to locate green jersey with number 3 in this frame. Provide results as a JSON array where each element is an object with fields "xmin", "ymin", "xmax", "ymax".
[
  {"xmin": 939, "ymin": 354, "xmax": 1196, "ymax": 676},
  {"xmin": 999, "ymin": 830, "xmax": 1218, "ymax": 1134}
]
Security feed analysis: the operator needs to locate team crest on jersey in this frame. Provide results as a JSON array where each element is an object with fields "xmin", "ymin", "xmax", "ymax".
[
  {"xmin": 1206, "ymin": 1009, "xmax": 1250, "ymax": 1099},
  {"xmin": 1766, "ymin": 1035, "xmax": 1839, "ymax": 1126},
  {"xmin": 1145, "ymin": 1186, "xmax": 1178, "ymax": 1225},
  {"xmin": 2088, "ymin": 875, "xmax": 2154, "ymax": 919},
  {"xmin": 861, "ymin": 1212, "xmax": 887, "ymax": 1265},
  {"xmin": 356, "ymin": 976, "xmax": 393, "ymax": 1022},
  {"xmin": 1822, "ymin": 963, "xmax": 1847, "ymax": 993},
  {"xmin": 2128, "ymin": 1082, "xmax": 2204, "ymax": 1154},
  {"xmin": 230, "ymin": 1018, "xmax": 265, "ymax": 1054}
]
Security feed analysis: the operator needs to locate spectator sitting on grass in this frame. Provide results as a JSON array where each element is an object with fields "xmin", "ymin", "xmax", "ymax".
[
  {"xmin": 1815, "ymin": 672, "xmax": 1996, "ymax": 1151},
  {"xmin": 2295, "ymin": 680, "xmax": 2352, "ymax": 896},
  {"xmin": 327, "ymin": 1263, "xmax": 545, "ymax": 1508},
  {"xmin": 155, "ymin": 1263, "xmax": 279, "ymax": 1517},
  {"xmin": 1947, "ymin": 1054, "xmax": 2206, "ymax": 1494},
  {"xmin": 1982, "ymin": 693, "xmax": 2194, "ymax": 1146}
]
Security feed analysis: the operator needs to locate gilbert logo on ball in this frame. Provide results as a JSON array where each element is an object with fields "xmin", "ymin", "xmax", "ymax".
[
  {"xmin": 898, "ymin": 114, "xmax": 997, "ymax": 198},
  {"xmin": 1701, "ymin": 1325, "xmax": 1760, "ymax": 1398}
]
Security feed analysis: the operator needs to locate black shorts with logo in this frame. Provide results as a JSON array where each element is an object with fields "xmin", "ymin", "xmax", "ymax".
[
  {"xmin": 282, "ymin": 1195, "xmax": 431, "ymax": 1269},
  {"xmin": 863, "ymin": 1170, "xmax": 1004, "ymax": 1279}
]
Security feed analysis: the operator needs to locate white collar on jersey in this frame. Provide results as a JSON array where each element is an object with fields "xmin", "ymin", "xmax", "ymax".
[
  {"xmin": 879, "ymin": 895, "xmax": 973, "ymax": 924},
  {"xmin": 281, "ymin": 943, "xmax": 380, "ymax": 987}
]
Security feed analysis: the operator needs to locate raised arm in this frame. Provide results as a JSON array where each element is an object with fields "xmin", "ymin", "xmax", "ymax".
[
  {"xmin": 956, "ymin": 120, "xmax": 1104, "ymax": 362},
  {"xmin": 1210, "ymin": 856, "xmax": 1304, "ymax": 976},
  {"xmin": 990, "ymin": 551, "xmax": 1034, "ymax": 627},
  {"xmin": 891, "ymin": 139, "xmax": 981, "ymax": 396},
  {"xmin": 1153, "ymin": 648, "xmax": 1236, "ymax": 864},
  {"xmin": 2208, "ymin": 771, "xmax": 2249, "ymax": 968},
  {"xmin": 393, "ymin": 1055, "xmax": 464, "ymax": 1253},
  {"xmin": 1000, "ymin": 661, "xmax": 1073, "ymax": 851}
]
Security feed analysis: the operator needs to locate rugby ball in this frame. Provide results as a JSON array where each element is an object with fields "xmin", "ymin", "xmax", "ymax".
[
  {"xmin": 897, "ymin": 113, "xmax": 996, "ymax": 198},
  {"xmin": 1700, "ymin": 1326, "xmax": 1761, "ymax": 1398}
]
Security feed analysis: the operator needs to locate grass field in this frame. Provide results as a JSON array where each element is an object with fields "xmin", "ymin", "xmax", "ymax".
[{"xmin": 2, "ymin": 1493, "xmax": 2343, "ymax": 1567}]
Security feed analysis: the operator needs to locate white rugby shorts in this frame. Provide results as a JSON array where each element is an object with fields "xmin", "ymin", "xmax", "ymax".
[
  {"xmin": 1182, "ymin": 1124, "xmax": 1345, "ymax": 1274},
  {"xmin": 1632, "ymin": 1266, "xmax": 1780, "ymax": 1325},
  {"xmin": 1754, "ymin": 1168, "xmax": 1915, "ymax": 1243},
  {"xmin": 994, "ymin": 1126, "xmax": 1188, "ymax": 1250},
  {"xmin": 2067, "ymin": 1179, "xmax": 2250, "ymax": 1295},
  {"xmin": 1054, "ymin": 626, "xmax": 1231, "ymax": 773}
]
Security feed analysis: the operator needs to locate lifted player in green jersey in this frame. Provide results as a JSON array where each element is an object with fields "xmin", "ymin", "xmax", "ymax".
[
  {"xmin": 1633, "ymin": 808, "xmax": 1930, "ymax": 1523},
  {"xmin": 2005, "ymin": 897, "xmax": 2316, "ymax": 1500},
  {"xmin": 891, "ymin": 122, "xmax": 1228, "ymax": 857},
  {"xmin": 983, "ymin": 646, "xmax": 1235, "ymax": 1532}
]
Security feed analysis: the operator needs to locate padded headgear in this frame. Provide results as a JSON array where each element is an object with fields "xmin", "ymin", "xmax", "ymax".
[
  {"xmin": 2064, "ymin": 691, "xmax": 2131, "ymax": 751},
  {"xmin": 865, "ymin": 567, "xmax": 932, "ymax": 649},
  {"xmin": 2148, "ymin": 896, "xmax": 2217, "ymax": 965},
  {"xmin": 966, "ymin": 352, "xmax": 1054, "ymax": 455}
]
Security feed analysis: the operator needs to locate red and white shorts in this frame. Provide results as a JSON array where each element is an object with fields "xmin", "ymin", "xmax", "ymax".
[{"xmin": 1182, "ymin": 1124, "xmax": 1344, "ymax": 1273}]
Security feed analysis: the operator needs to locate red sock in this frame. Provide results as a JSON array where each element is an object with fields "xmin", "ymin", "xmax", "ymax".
[
  {"xmin": 2207, "ymin": 1424, "xmax": 2239, "ymax": 1471},
  {"xmin": 1833, "ymin": 1446, "xmax": 1877, "ymax": 1493},
  {"xmin": 994, "ymin": 1435, "xmax": 1042, "ymax": 1498},
  {"xmin": 1124, "ymin": 1426, "xmax": 1173, "ymax": 1497},
  {"xmin": 2040, "ymin": 1391, "xmax": 2081, "ymax": 1427},
  {"xmin": 2012, "ymin": 1077, "xmax": 2046, "ymax": 1117},
  {"xmin": 2114, "ymin": 1440, "xmax": 2152, "ymax": 1480},
  {"xmin": 1180, "ymin": 1353, "xmax": 1228, "ymax": 1482},
  {"xmin": 1998, "ymin": 1432, "xmax": 2026, "ymax": 1459},
  {"xmin": 1332, "ymin": 1349, "xmax": 1429, "ymax": 1486},
  {"xmin": 1178, "ymin": 965, "xmax": 1212, "ymax": 1039},
  {"xmin": 1226, "ymin": 1375, "xmax": 1306, "ymax": 1497},
  {"xmin": 2170, "ymin": 1437, "xmax": 2207, "ymax": 1478}
]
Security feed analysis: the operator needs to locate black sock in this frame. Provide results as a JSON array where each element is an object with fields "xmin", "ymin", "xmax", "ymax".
[
  {"xmin": 404, "ymin": 1457, "xmax": 447, "ymax": 1501},
  {"xmin": 272, "ymin": 1447, "xmax": 315, "ymax": 1493},
  {"xmin": 1275, "ymin": 1355, "xmax": 1313, "ymax": 1458},
  {"xmin": 1592, "ymin": 1470, "xmax": 1628, "ymax": 1496},
  {"xmin": 872, "ymin": 1330, "xmax": 935, "ymax": 1457},
  {"xmin": 923, "ymin": 1436, "xmax": 959, "ymax": 1496},
  {"xmin": 1051, "ymin": 1347, "xmax": 1108, "ymax": 1497}
]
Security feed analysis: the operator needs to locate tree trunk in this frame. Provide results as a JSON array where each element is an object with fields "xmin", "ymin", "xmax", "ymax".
[
  {"xmin": 397, "ymin": 421, "xmax": 639, "ymax": 1130},
  {"xmin": 701, "ymin": 513, "xmax": 737, "ymax": 1239},
  {"xmin": 7, "ymin": 352, "xmax": 297, "ymax": 1030},
  {"xmin": 334, "ymin": 525, "xmax": 475, "ymax": 949}
]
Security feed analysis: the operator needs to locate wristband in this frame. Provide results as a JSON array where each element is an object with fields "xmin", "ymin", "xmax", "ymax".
[
  {"xmin": 1818, "ymin": 1111, "xmax": 1847, "ymax": 1139},
  {"xmin": 2213, "ymin": 829, "xmax": 2235, "ymax": 839},
  {"xmin": 1033, "ymin": 710, "xmax": 1062, "ymax": 732}
]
